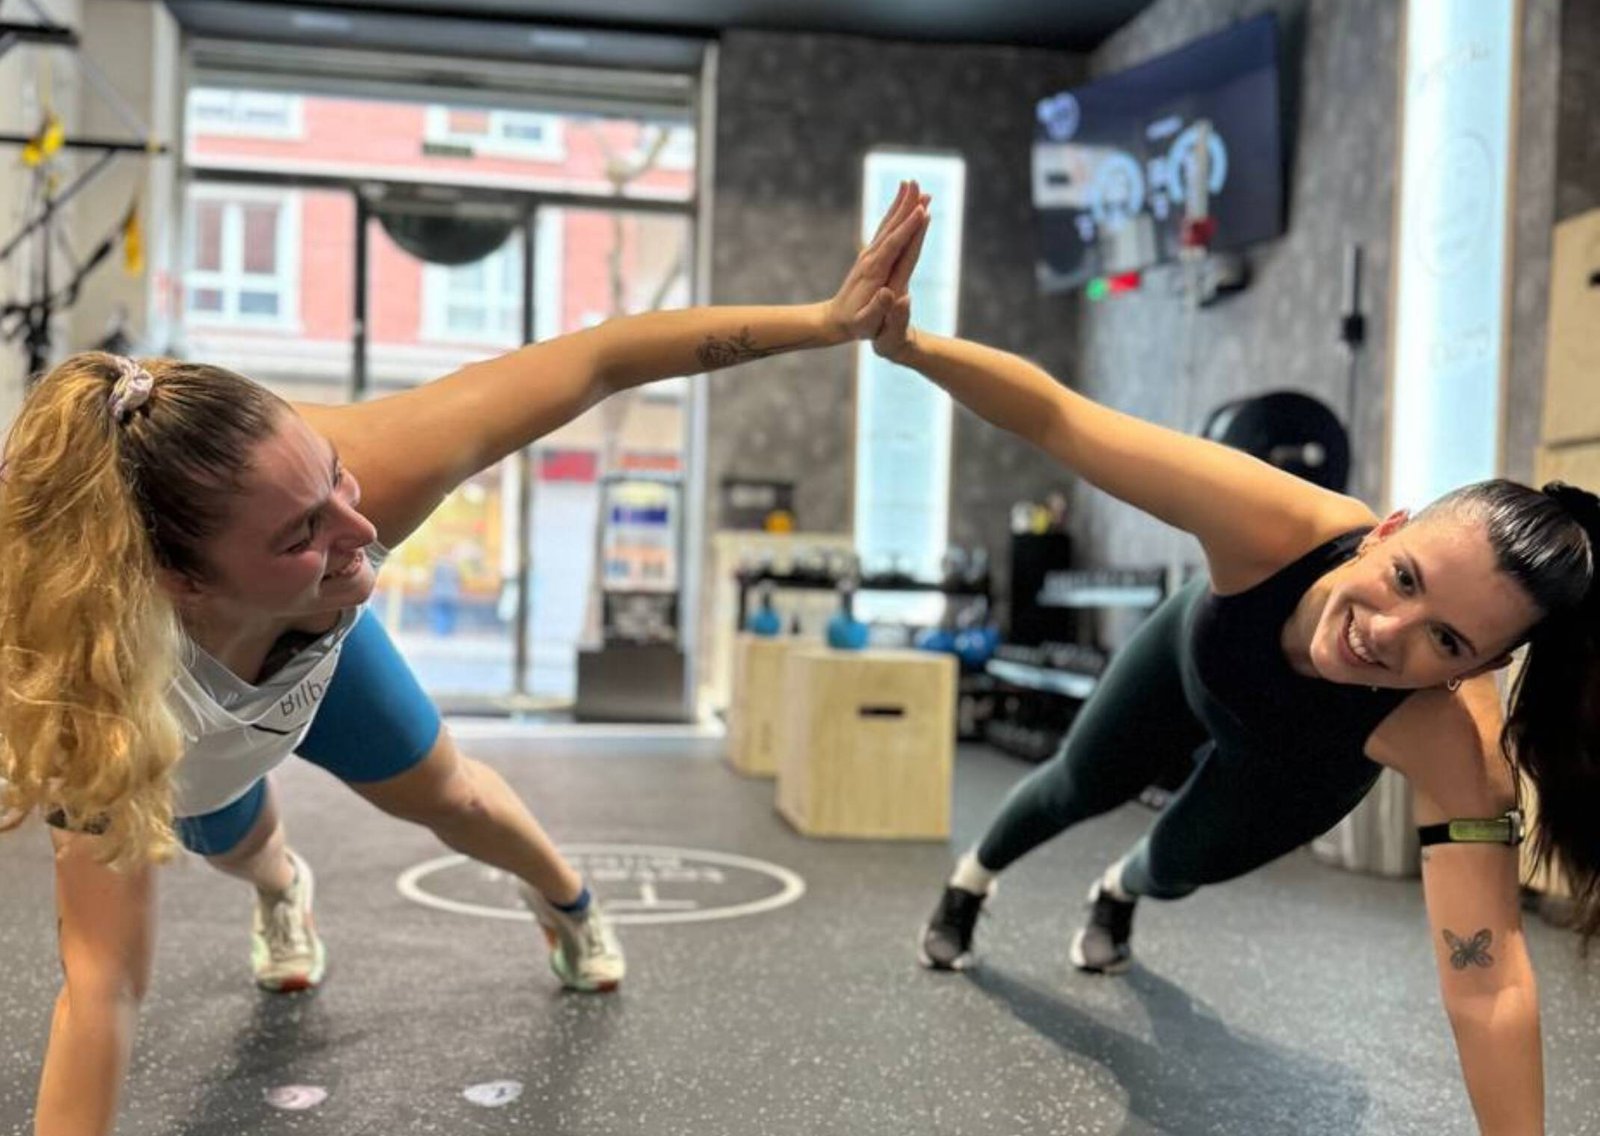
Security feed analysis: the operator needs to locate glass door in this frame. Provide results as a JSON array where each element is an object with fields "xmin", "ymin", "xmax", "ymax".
[
  {"xmin": 182, "ymin": 75, "xmax": 704, "ymax": 715},
  {"xmin": 523, "ymin": 206, "xmax": 692, "ymax": 701},
  {"xmin": 361, "ymin": 204, "xmax": 531, "ymax": 707}
]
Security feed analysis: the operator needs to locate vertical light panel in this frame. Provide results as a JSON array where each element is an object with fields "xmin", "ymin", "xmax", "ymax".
[
  {"xmin": 1388, "ymin": 0, "xmax": 1518, "ymax": 508},
  {"xmin": 855, "ymin": 150, "xmax": 965, "ymax": 621}
]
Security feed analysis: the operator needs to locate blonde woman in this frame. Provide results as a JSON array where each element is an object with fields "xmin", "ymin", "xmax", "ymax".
[{"xmin": 1, "ymin": 184, "xmax": 930, "ymax": 1136}]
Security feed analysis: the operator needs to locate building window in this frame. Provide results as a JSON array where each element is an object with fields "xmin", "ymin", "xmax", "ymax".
[
  {"xmin": 423, "ymin": 239, "xmax": 524, "ymax": 345},
  {"xmin": 646, "ymin": 125, "xmax": 696, "ymax": 171},
  {"xmin": 424, "ymin": 105, "xmax": 567, "ymax": 162},
  {"xmin": 186, "ymin": 89, "xmax": 304, "ymax": 139},
  {"xmin": 854, "ymin": 150, "xmax": 967, "ymax": 623},
  {"xmin": 184, "ymin": 189, "xmax": 300, "ymax": 329}
]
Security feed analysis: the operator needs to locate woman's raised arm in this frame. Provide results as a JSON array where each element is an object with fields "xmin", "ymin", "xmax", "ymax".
[
  {"xmin": 301, "ymin": 182, "xmax": 929, "ymax": 548},
  {"xmin": 873, "ymin": 301, "xmax": 1370, "ymax": 589}
]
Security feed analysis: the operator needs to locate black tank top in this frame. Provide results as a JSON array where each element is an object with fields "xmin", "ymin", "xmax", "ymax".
[{"xmin": 1182, "ymin": 528, "xmax": 1412, "ymax": 761}]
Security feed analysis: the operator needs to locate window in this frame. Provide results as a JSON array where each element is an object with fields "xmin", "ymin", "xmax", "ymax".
[
  {"xmin": 186, "ymin": 89, "xmax": 304, "ymax": 139},
  {"xmin": 184, "ymin": 188, "xmax": 300, "ymax": 329},
  {"xmin": 424, "ymin": 105, "xmax": 567, "ymax": 162},
  {"xmin": 1388, "ymin": 0, "xmax": 1515, "ymax": 507},
  {"xmin": 647, "ymin": 125, "xmax": 696, "ymax": 171},
  {"xmin": 422, "ymin": 239, "xmax": 524, "ymax": 346},
  {"xmin": 854, "ymin": 151, "xmax": 967, "ymax": 623}
]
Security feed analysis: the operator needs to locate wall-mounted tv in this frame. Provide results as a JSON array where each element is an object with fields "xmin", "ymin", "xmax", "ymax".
[{"xmin": 1032, "ymin": 13, "xmax": 1286, "ymax": 291}]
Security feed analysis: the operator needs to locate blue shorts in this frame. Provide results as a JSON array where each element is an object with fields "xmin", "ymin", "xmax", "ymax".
[{"xmin": 176, "ymin": 609, "xmax": 442, "ymax": 856}]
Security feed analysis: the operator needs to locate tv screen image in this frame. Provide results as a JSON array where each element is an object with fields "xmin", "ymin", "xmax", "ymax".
[{"xmin": 1033, "ymin": 13, "xmax": 1285, "ymax": 291}]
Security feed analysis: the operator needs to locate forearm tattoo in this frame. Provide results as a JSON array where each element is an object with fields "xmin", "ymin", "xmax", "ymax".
[
  {"xmin": 1443, "ymin": 928, "xmax": 1495, "ymax": 970},
  {"xmin": 695, "ymin": 327, "xmax": 818, "ymax": 370}
]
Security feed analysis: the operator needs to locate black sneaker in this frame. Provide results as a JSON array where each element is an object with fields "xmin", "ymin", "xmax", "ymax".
[
  {"xmin": 1068, "ymin": 880, "xmax": 1136, "ymax": 975},
  {"xmin": 918, "ymin": 885, "xmax": 987, "ymax": 971}
]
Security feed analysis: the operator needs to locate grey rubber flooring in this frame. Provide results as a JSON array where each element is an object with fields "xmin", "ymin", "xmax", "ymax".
[{"xmin": 2, "ymin": 737, "xmax": 1595, "ymax": 1135}]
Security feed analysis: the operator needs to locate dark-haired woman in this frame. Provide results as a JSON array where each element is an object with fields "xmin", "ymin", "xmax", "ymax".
[{"xmin": 872, "ymin": 294, "xmax": 1593, "ymax": 1135}]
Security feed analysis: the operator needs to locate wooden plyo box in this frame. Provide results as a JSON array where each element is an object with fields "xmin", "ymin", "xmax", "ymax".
[
  {"xmin": 1539, "ymin": 209, "xmax": 1600, "ymax": 446},
  {"xmin": 776, "ymin": 648, "xmax": 957, "ymax": 840},
  {"xmin": 726, "ymin": 634, "xmax": 811, "ymax": 777}
]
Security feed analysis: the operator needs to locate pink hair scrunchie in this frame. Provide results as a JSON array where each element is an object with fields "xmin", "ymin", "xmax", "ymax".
[{"xmin": 107, "ymin": 356, "xmax": 155, "ymax": 423}]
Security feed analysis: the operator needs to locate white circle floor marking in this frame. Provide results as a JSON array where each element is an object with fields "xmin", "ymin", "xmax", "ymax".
[
  {"xmin": 398, "ymin": 843, "xmax": 806, "ymax": 925},
  {"xmin": 263, "ymin": 1085, "xmax": 327, "ymax": 1111},
  {"xmin": 463, "ymin": 1080, "xmax": 524, "ymax": 1108}
]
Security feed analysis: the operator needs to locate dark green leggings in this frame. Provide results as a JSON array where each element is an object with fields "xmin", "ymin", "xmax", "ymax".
[{"xmin": 977, "ymin": 578, "xmax": 1382, "ymax": 900}]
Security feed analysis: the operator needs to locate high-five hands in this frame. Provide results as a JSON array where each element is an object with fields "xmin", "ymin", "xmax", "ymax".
[
  {"xmin": 826, "ymin": 179, "xmax": 931, "ymax": 342},
  {"xmin": 869, "ymin": 283, "xmax": 917, "ymax": 364}
]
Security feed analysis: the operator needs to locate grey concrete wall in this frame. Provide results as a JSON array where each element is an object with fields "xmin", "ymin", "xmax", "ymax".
[
  {"xmin": 1073, "ymin": 0, "xmax": 1560, "ymax": 568},
  {"xmin": 0, "ymin": 0, "xmax": 82, "ymax": 421},
  {"xmin": 1555, "ymin": 0, "xmax": 1600, "ymax": 222},
  {"xmin": 1505, "ymin": 0, "xmax": 1562, "ymax": 485},
  {"xmin": 708, "ymin": 30, "xmax": 1086, "ymax": 612}
]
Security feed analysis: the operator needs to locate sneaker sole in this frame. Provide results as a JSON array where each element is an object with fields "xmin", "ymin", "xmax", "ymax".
[
  {"xmin": 541, "ymin": 926, "xmax": 623, "ymax": 994},
  {"xmin": 257, "ymin": 971, "xmax": 323, "ymax": 994},
  {"xmin": 568, "ymin": 979, "xmax": 621, "ymax": 994},
  {"xmin": 549, "ymin": 956, "xmax": 622, "ymax": 993},
  {"xmin": 255, "ymin": 942, "xmax": 327, "ymax": 992},
  {"xmin": 915, "ymin": 928, "xmax": 974, "ymax": 972},
  {"xmin": 1067, "ymin": 930, "xmax": 1132, "ymax": 976},
  {"xmin": 255, "ymin": 936, "xmax": 327, "ymax": 993}
]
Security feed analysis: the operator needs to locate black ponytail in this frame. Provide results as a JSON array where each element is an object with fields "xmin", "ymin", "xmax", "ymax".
[
  {"xmin": 1496, "ymin": 482, "xmax": 1600, "ymax": 943},
  {"xmin": 1424, "ymin": 480, "xmax": 1598, "ymax": 941}
]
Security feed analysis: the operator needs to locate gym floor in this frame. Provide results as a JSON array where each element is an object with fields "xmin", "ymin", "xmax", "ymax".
[{"xmin": 2, "ymin": 736, "xmax": 1596, "ymax": 1136}]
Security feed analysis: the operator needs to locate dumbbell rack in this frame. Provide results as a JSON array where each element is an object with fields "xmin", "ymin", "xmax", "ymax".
[
  {"xmin": 732, "ymin": 570, "xmax": 991, "ymax": 632},
  {"xmin": 981, "ymin": 567, "xmax": 1167, "ymax": 763}
]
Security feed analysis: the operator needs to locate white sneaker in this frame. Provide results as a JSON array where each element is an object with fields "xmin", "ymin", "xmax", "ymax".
[
  {"xmin": 519, "ymin": 884, "xmax": 625, "ymax": 993},
  {"xmin": 251, "ymin": 849, "xmax": 327, "ymax": 993}
]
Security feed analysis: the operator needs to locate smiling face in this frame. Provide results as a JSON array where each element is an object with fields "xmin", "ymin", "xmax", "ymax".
[
  {"xmin": 182, "ymin": 408, "xmax": 378, "ymax": 625},
  {"xmin": 1307, "ymin": 510, "xmax": 1544, "ymax": 690}
]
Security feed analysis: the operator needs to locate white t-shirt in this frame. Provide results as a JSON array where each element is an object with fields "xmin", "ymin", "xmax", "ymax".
[{"xmin": 167, "ymin": 546, "xmax": 387, "ymax": 818}]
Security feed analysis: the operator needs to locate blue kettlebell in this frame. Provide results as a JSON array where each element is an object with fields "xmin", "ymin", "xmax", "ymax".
[
  {"xmin": 953, "ymin": 627, "xmax": 994, "ymax": 670},
  {"xmin": 826, "ymin": 585, "xmax": 870, "ymax": 651},
  {"xmin": 746, "ymin": 585, "xmax": 783, "ymax": 637}
]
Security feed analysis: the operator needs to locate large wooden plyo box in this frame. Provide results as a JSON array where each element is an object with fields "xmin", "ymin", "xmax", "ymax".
[
  {"xmin": 726, "ymin": 633, "xmax": 812, "ymax": 777},
  {"xmin": 776, "ymin": 648, "xmax": 957, "ymax": 840},
  {"xmin": 1539, "ymin": 209, "xmax": 1600, "ymax": 446},
  {"xmin": 1525, "ymin": 208, "xmax": 1600, "ymax": 900},
  {"xmin": 700, "ymin": 531, "xmax": 854, "ymax": 714}
]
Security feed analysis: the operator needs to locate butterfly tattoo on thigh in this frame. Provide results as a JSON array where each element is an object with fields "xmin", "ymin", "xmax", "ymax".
[{"xmin": 1443, "ymin": 928, "xmax": 1494, "ymax": 970}]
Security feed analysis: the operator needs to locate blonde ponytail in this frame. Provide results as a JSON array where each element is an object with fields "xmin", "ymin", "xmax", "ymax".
[{"xmin": 1, "ymin": 352, "xmax": 285, "ymax": 866}]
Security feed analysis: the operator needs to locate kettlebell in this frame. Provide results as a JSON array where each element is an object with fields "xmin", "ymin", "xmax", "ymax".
[
  {"xmin": 746, "ymin": 584, "xmax": 783, "ymax": 637},
  {"xmin": 826, "ymin": 584, "xmax": 870, "ymax": 651}
]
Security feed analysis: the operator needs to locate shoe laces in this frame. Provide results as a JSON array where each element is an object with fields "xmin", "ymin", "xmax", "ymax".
[
  {"xmin": 262, "ymin": 892, "xmax": 309, "ymax": 958},
  {"xmin": 1089, "ymin": 886, "xmax": 1135, "ymax": 940},
  {"xmin": 937, "ymin": 886, "xmax": 986, "ymax": 935},
  {"xmin": 576, "ymin": 911, "xmax": 617, "ymax": 959}
]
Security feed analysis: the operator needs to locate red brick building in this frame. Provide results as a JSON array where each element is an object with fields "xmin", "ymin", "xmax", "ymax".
[{"xmin": 180, "ymin": 88, "xmax": 697, "ymax": 699}]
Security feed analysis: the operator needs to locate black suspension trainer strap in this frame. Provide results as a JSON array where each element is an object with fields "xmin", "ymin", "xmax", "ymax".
[{"xmin": 1416, "ymin": 809, "xmax": 1525, "ymax": 847}]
